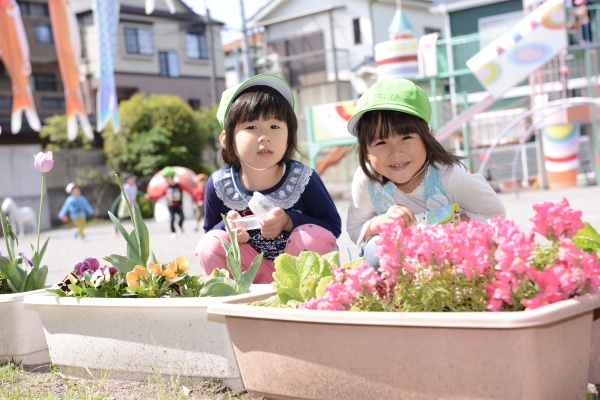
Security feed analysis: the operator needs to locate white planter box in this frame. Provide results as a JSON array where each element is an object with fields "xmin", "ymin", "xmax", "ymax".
[
  {"xmin": 0, "ymin": 289, "xmax": 50, "ymax": 365},
  {"xmin": 24, "ymin": 285, "xmax": 271, "ymax": 390}
]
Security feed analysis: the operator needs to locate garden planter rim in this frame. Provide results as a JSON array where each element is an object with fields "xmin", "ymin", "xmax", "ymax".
[
  {"xmin": 207, "ymin": 290, "xmax": 600, "ymax": 329},
  {"xmin": 23, "ymin": 284, "xmax": 273, "ymax": 308},
  {"xmin": 0, "ymin": 288, "xmax": 48, "ymax": 303}
]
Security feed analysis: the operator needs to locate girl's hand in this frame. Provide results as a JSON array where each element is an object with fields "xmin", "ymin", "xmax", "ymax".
[
  {"xmin": 368, "ymin": 205, "xmax": 416, "ymax": 238},
  {"xmin": 260, "ymin": 208, "xmax": 292, "ymax": 239},
  {"xmin": 227, "ymin": 210, "xmax": 250, "ymax": 243}
]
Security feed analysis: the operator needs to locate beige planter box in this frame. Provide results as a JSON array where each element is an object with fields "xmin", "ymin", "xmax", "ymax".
[
  {"xmin": 0, "ymin": 289, "xmax": 50, "ymax": 365},
  {"xmin": 24, "ymin": 285, "xmax": 272, "ymax": 390},
  {"xmin": 209, "ymin": 290, "xmax": 600, "ymax": 400}
]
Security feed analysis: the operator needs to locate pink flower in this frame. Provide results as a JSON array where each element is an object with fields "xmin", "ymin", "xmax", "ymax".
[
  {"xmin": 530, "ymin": 198, "xmax": 584, "ymax": 239},
  {"xmin": 34, "ymin": 151, "xmax": 54, "ymax": 173}
]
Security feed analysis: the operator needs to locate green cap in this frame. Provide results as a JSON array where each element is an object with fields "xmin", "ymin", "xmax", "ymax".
[
  {"xmin": 216, "ymin": 74, "xmax": 295, "ymax": 129},
  {"xmin": 161, "ymin": 166, "xmax": 175, "ymax": 177},
  {"xmin": 347, "ymin": 79, "xmax": 431, "ymax": 136}
]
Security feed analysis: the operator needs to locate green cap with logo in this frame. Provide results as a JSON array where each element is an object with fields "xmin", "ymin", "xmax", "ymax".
[
  {"xmin": 347, "ymin": 78, "xmax": 431, "ymax": 136},
  {"xmin": 216, "ymin": 74, "xmax": 295, "ymax": 129}
]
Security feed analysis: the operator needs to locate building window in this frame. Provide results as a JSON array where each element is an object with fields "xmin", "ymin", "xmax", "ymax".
[
  {"xmin": 478, "ymin": 11, "xmax": 523, "ymax": 48},
  {"xmin": 159, "ymin": 51, "xmax": 180, "ymax": 77},
  {"xmin": 18, "ymin": 2, "xmax": 49, "ymax": 16},
  {"xmin": 188, "ymin": 98, "xmax": 200, "ymax": 110},
  {"xmin": 353, "ymin": 18, "xmax": 362, "ymax": 45},
  {"xmin": 34, "ymin": 23, "xmax": 53, "ymax": 44},
  {"xmin": 32, "ymin": 74, "xmax": 58, "ymax": 91},
  {"xmin": 0, "ymin": 62, "xmax": 7, "ymax": 76},
  {"xmin": 0, "ymin": 96, "xmax": 12, "ymax": 109},
  {"xmin": 41, "ymin": 97, "xmax": 65, "ymax": 109},
  {"xmin": 424, "ymin": 27, "xmax": 441, "ymax": 35},
  {"xmin": 124, "ymin": 27, "xmax": 154, "ymax": 55},
  {"xmin": 186, "ymin": 32, "xmax": 209, "ymax": 59}
]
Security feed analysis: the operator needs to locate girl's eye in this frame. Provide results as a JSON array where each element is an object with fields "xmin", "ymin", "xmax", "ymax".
[
  {"xmin": 372, "ymin": 140, "xmax": 386, "ymax": 146},
  {"xmin": 402, "ymin": 135, "xmax": 413, "ymax": 141},
  {"xmin": 270, "ymin": 125, "xmax": 280, "ymax": 129},
  {"xmin": 245, "ymin": 125, "xmax": 257, "ymax": 130}
]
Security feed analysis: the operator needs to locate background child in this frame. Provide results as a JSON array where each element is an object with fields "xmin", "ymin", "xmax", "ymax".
[
  {"xmin": 195, "ymin": 73, "xmax": 342, "ymax": 283},
  {"xmin": 192, "ymin": 173, "xmax": 207, "ymax": 232},
  {"xmin": 58, "ymin": 182, "xmax": 94, "ymax": 241},
  {"xmin": 115, "ymin": 173, "xmax": 138, "ymax": 235},
  {"xmin": 346, "ymin": 78, "xmax": 505, "ymax": 268},
  {"xmin": 161, "ymin": 166, "xmax": 184, "ymax": 238}
]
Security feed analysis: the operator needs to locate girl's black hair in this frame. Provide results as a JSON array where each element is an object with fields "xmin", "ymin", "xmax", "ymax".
[
  {"xmin": 221, "ymin": 85, "xmax": 298, "ymax": 167},
  {"xmin": 355, "ymin": 110, "xmax": 464, "ymax": 185}
]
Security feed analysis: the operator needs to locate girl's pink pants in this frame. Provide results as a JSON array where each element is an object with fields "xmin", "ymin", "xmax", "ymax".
[{"xmin": 194, "ymin": 224, "xmax": 337, "ymax": 283}]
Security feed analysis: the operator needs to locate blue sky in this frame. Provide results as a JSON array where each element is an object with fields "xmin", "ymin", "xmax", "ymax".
[{"xmin": 182, "ymin": 0, "xmax": 270, "ymax": 44}]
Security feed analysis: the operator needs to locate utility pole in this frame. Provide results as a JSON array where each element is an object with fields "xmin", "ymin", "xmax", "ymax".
[
  {"xmin": 240, "ymin": 0, "xmax": 254, "ymax": 79},
  {"xmin": 205, "ymin": 0, "xmax": 218, "ymax": 105}
]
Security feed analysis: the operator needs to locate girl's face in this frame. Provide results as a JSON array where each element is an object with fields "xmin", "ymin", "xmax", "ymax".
[
  {"xmin": 231, "ymin": 117, "xmax": 288, "ymax": 170},
  {"xmin": 367, "ymin": 131, "xmax": 427, "ymax": 187}
]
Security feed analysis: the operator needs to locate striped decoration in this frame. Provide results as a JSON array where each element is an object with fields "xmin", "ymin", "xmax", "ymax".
[{"xmin": 542, "ymin": 124, "xmax": 580, "ymax": 188}]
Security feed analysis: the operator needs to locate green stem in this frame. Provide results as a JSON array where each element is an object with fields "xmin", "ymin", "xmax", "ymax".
[
  {"xmin": 0, "ymin": 208, "xmax": 12, "ymax": 260},
  {"xmin": 36, "ymin": 173, "xmax": 44, "ymax": 267}
]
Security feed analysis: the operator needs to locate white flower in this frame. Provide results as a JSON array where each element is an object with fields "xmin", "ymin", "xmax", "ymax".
[{"xmin": 90, "ymin": 267, "xmax": 111, "ymax": 288}]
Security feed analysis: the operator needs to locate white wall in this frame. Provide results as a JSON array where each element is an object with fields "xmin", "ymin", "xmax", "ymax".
[{"xmin": 0, "ymin": 145, "xmax": 51, "ymax": 230}]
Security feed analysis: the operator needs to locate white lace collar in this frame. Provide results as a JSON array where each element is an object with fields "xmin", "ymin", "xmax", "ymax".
[{"xmin": 212, "ymin": 160, "xmax": 313, "ymax": 211}]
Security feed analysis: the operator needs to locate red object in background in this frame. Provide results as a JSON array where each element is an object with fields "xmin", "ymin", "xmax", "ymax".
[
  {"xmin": 61, "ymin": 215, "xmax": 70, "ymax": 223},
  {"xmin": 146, "ymin": 166, "xmax": 198, "ymax": 200}
]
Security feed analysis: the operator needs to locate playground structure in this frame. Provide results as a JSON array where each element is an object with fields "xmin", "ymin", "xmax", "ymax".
[{"xmin": 310, "ymin": 0, "xmax": 600, "ymax": 194}]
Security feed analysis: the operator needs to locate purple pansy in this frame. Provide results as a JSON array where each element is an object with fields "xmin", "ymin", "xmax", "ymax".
[{"xmin": 74, "ymin": 257, "xmax": 101, "ymax": 277}]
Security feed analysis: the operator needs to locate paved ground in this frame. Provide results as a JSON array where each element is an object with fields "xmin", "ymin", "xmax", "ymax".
[{"xmin": 4, "ymin": 184, "xmax": 600, "ymax": 286}]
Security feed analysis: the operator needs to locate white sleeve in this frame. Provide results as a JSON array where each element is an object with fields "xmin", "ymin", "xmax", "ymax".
[
  {"xmin": 444, "ymin": 166, "xmax": 506, "ymax": 222},
  {"xmin": 347, "ymin": 168, "xmax": 379, "ymax": 248}
]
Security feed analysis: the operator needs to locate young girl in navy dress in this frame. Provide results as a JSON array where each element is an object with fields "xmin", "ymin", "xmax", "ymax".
[{"xmin": 195, "ymin": 74, "xmax": 342, "ymax": 283}]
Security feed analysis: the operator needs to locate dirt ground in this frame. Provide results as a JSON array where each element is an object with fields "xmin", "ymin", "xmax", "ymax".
[{"xmin": 3, "ymin": 363, "xmax": 263, "ymax": 400}]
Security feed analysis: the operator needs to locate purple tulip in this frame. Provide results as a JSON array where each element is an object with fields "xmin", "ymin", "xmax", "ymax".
[
  {"xmin": 34, "ymin": 151, "xmax": 54, "ymax": 173},
  {"xmin": 108, "ymin": 266, "xmax": 118, "ymax": 275}
]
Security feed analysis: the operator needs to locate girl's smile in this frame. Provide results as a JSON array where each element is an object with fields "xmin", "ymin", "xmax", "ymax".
[{"xmin": 367, "ymin": 132, "xmax": 427, "ymax": 192}]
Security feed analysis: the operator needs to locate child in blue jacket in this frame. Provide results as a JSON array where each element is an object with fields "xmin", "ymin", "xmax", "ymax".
[{"xmin": 58, "ymin": 182, "xmax": 94, "ymax": 241}]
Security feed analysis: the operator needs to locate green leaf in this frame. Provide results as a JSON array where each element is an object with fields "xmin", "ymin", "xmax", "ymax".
[
  {"xmin": 103, "ymin": 254, "xmax": 139, "ymax": 273},
  {"xmin": 272, "ymin": 253, "xmax": 302, "ymax": 302},
  {"xmin": 200, "ymin": 282, "xmax": 239, "ymax": 297},
  {"xmin": 22, "ymin": 272, "xmax": 35, "ymax": 292},
  {"xmin": 31, "ymin": 266, "xmax": 49, "ymax": 290},
  {"xmin": 249, "ymin": 294, "xmax": 284, "ymax": 307},
  {"xmin": 68, "ymin": 284, "xmax": 83, "ymax": 295},
  {"xmin": 1, "ymin": 215, "xmax": 19, "ymax": 262},
  {"xmin": 46, "ymin": 288, "xmax": 67, "ymax": 297},
  {"xmin": 0, "ymin": 257, "xmax": 24, "ymax": 293},
  {"xmin": 108, "ymin": 211, "xmax": 141, "ymax": 261},
  {"xmin": 315, "ymin": 275, "xmax": 332, "ymax": 297},
  {"xmin": 574, "ymin": 222, "xmax": 600, "ymax": 253},
  {"xmin": 131, "ymin": 205, "xmax": 150, "ymax": 266},
  {"xmin": 219, "ymin": 216, "xmax": 242, "ymax": 282},
  {"xmin": 30, "ymin": 237, "xmax": 50, "ymax": 270},
  {"xmin": 238, "ymin": 253, "xmax": 263, "ymax": 294}
]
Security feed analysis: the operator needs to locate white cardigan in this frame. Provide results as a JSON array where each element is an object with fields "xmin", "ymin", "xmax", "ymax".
[{"xmin": 347, "ymin": 163, "xmax": 506, "ymax": 248}]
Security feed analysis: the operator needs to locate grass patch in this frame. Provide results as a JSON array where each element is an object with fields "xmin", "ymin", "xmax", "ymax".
[{"xmin": 1, "ymin": 361, "xmax": 262, "ymax": 399}]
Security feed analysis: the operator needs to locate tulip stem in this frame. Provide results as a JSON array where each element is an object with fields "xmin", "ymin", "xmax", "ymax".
[{"xmin": 36, "ymin": 172, "xmax": 44, "ymax": 265}]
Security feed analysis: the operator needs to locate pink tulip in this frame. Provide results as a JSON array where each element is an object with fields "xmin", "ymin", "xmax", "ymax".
[{"xmin": 34, "ymin": 151, "xmax": 54, "ymax": 173}]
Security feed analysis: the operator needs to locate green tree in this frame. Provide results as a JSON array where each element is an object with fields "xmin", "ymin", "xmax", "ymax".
[
  {"xmin": 39, "ymin": 115, "xmax": 96, "ymax": 151},
  {"xmin": 195, "ymin": 105, "xmax": 221, "ymax": 169},
  {"xmin": 102, "ymin": 94, "xmax": 206, "ymax": 177}
]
